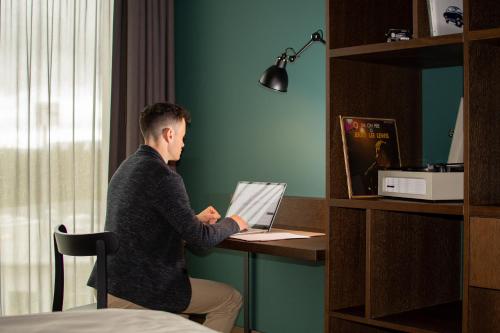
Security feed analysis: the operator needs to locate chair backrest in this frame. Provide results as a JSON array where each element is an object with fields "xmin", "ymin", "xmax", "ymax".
[{"xmin": 52, "ymin": 224, "xmax": 119, "ymax": 311}]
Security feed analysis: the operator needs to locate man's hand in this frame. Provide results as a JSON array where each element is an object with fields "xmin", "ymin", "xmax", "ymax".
[
  {"xmin": 230, "ymin": 215, "xmax": 248, "ymax": 231},
  {"xmin": 196, "ymin": 206, "xmax": 221, "ymax": 225}
]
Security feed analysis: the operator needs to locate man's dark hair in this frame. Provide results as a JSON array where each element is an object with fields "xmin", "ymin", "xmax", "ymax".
[{"xmin": 139, "ymin": 102, "xmax": 191, "ymax": 139}]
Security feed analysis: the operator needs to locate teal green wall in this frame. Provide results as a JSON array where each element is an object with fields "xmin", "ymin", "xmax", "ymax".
[
  {"xmin": 422, "ymin": 67, "xmax": 463, "ymax": 164},
  {"xmin": 175, "ymin": 0, "xmax": 325, "ymax": 332},
  {"xmin": 422, "ymin": 67, "xmax": 464, "ymax": 298},
  {"xmin": 175, "ymin": 1, "xmax": 463, "ymax": 332}
]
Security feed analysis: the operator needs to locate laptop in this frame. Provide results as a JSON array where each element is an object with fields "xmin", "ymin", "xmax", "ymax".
[{"xmin": 226, "ymin": 181, "xmax": 287, "ymax": 235}]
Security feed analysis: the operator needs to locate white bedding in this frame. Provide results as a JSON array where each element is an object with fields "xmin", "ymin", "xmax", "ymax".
[{"xmin": 0, "ymin": 308, "xmax": 217, "ymax": 333}]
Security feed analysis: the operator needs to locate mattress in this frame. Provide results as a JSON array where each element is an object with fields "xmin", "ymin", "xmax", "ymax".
[{"xmin": 0, "ymin": 308, "xmax": 217, "ymax": 333}]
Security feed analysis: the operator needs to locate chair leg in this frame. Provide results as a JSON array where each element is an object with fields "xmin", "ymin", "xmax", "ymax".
[
  {"xmin": 52, "ymin": 234, "xmax": 64, "ymax": 312},
  {"xmin": 96, "ymin": 240, "xmax": 107, "ymax": 309}
]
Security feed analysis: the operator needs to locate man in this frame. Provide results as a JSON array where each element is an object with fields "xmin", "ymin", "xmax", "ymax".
[
  {"xmin": 88, "ymin": 102, "xmax": 248, "ymax": 333},
  {"xmin": 363, "ymin": 140, "xmax": 391, "ymax": 194}
]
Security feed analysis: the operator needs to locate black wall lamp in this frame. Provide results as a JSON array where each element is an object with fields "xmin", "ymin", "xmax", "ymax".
[{"xmin": 258, "ymin": 29, "xmax": 326, "ymax": 93}]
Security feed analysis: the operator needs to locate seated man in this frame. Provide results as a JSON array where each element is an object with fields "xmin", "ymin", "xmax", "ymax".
[{"xmin": 88, "ymin": 102, "xmax": 248, "ymax": 333}]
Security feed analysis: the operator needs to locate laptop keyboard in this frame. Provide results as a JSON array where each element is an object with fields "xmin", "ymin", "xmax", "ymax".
[{"xmin": 233, "ymin": 228, "xmax": 268, "ymax": 235}]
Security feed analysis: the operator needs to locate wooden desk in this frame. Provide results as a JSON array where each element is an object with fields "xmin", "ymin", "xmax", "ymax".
[
  {"xmin": 219, "ymin": 235, "xmax": 326, "ymax": 262},
  {"xmin": 217, "ymin": 196, "xmax": 328, "ymax": 333},
  {"xmin": 218, "ymin": 235, "xmax": 326, "ymax": 333}
]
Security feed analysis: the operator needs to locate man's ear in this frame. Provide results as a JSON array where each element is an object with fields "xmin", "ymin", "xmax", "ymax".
[{"xmin": 162, "ymin": 127, "xmax": 175, "ymax": 143}]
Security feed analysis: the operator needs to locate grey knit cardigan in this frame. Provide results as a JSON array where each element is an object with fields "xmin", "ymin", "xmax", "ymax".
[{"xmin": 88, "ymin": 145, "xmax": 239, "ymax": 312}]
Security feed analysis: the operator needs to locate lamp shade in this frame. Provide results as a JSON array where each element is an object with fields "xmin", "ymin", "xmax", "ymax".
[{"xmin": 258, "ymin": 57, "xmax": 288, "ymax": 92}]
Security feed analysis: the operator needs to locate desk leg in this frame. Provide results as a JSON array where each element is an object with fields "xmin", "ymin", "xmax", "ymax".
[{"xmin": 243, "ymin": 251, "xmax": 252, "ymax": 333}]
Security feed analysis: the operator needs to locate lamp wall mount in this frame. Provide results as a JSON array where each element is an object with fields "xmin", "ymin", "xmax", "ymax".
[{"xmin": 287, "ymin": 30, "xmax": 326, "ymax": 63}]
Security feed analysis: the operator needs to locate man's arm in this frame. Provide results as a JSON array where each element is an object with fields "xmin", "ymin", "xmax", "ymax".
[
  {"xmin": 156, "ymin": 175, "xmax": 242, "ymax": 248},
  {"xmin": 197, "ymin": 206, "xmax": 248, "ymax": 231}
]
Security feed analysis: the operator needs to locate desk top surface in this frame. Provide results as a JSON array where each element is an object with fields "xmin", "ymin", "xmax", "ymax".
[
  {"xmin": 218, "ymin": 234, "xmax": 326, "ymax": 262},
  {"xmin": 217, "ymin": 197, "xmax": 327, "ymax": 262}
]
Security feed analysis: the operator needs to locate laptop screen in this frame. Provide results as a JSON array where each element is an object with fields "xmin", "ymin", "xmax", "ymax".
[{"xmin": 225, "ymin": 181, "xmax": 287, "ymax": 229}]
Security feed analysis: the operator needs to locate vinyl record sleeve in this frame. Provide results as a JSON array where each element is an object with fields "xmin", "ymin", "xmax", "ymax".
[{"xmin": 340, "ymin": 116, "xmax": 402, "ymax": 198}]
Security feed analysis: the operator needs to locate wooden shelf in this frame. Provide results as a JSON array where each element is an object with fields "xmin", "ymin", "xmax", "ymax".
[
  {"xmin": 470, "ymin": 205, "xmax": 500, "ymax": 218},
  {"xmin": 468, "ymin": 28, "xmax": 500, "ymax": 42},
  {"xmin": 376, "ymin": 301, "xmax": 461, "ymax": 333},
  {"xmin": 332, "ymin": 302, "xmax": 461, "ymax": 333},
  {"xmin": 332, "ymin": 305, "xmax": 365, "ymax": 318},
  {"xmin": 329, "ymin": 35, "xmax": 463, "ymax": 68},
  {"xmin": 331, "ymin": 198, "xmax": 463, "ymax": 216}
]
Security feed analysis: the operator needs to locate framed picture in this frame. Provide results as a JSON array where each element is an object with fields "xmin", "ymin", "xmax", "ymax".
[
  {"xmin": 340, "ymin": 116, "xmax": 402, "ymax": 198},
  {"xmin": 427, "ymin": 0, "xmax": 463, "ymax": 36}
]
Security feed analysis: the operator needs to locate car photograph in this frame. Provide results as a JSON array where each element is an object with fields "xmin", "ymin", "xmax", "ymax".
[{"xmin": 443, "ymin": 6, "xmax": 463, "ymax": 28}]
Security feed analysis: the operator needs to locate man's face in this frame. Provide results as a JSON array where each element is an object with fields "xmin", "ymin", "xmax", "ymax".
[{"xmin": 167, "ymin": 118, "xmax": 186, "ymax": 161}]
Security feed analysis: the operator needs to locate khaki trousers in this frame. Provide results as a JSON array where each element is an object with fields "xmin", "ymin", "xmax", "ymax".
[{"xmin": 107, "ymin": 278, "xmax": 242, "ymax": 333}]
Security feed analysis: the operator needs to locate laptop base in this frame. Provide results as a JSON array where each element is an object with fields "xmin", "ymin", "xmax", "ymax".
[{"xmin": 233, "ymin": 228, "xmax": 268, "ymax": 236}]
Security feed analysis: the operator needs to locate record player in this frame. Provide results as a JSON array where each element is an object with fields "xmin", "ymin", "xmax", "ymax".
[
  {"xmin": 378, "ymin": 163, "xmax": 463, "ymax": 201},
  {"xmin": 378, "ymin": 98, "xmax": 464, "ymax": 201}
]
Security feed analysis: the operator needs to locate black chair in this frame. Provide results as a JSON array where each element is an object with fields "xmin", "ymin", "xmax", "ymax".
[{"xmin": 52, "ymin": 224, "xmax": 119, "ymax": 311}]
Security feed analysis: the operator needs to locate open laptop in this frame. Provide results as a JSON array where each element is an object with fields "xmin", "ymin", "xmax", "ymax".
[{"xmin": 226, "ymin": 181, "xmax": 287, "ymax": 235}]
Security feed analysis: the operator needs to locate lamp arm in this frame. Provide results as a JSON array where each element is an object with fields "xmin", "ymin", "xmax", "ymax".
[{"xmin": 287, "ymin": 30, "xmax": 325, "ymax": 62}]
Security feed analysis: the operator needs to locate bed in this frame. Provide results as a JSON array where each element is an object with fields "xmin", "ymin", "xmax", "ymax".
[{"xmin": 0, "ymin": 308, "xmax": 216, "ymax": 333}]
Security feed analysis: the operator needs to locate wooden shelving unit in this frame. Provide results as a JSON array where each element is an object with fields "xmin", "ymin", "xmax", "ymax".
[
  {"xmin": 331, "ymin": 198, "xmax": 463, "ymax": 216},
  {"xmin": 469, "ymin": 205, "xmax": 500, "ymax": 218},
  {"xmin": 332, "ymin": 301, "xmax": 461, "ymax": 333},
  {"xmin": 325, "ymin": 0, "xmax": 500, "ymax": 332},
  {"xmin": 467, "ymin": 28, "xmax": 500, "ymax": 41},
  {"xmin": 330, "ymin": 35, "xmax": 463, "ymax": 68}
]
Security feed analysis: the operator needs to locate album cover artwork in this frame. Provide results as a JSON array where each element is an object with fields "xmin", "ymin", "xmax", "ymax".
[{"xmin": 340, "ymin": 116, "xmax": 402, "ymax": 198}]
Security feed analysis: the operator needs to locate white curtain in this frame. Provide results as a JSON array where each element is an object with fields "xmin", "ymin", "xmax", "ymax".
[{"xmin": 0, "ymin": 0, "xmax": 113, "ymax": 315}]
